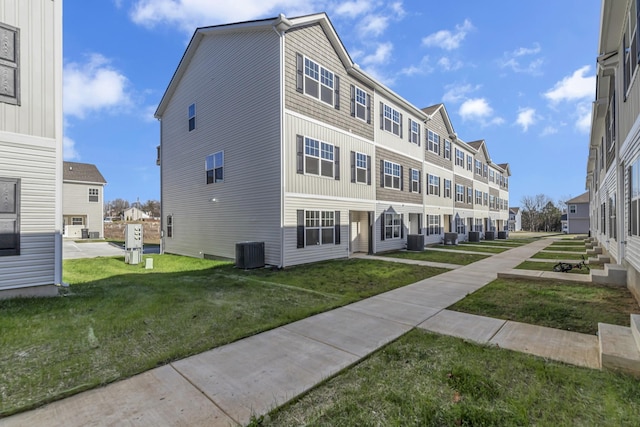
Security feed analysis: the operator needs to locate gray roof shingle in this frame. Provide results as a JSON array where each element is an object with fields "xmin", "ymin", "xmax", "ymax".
[{"xmin": 63, "ymin": 161, "xmax": 107, "ymax": 184}]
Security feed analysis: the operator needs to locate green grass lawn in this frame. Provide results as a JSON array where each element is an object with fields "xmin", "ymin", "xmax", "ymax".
[
  {"xmin": 515, "ymin": 260, "xmax": 595, "ymax": 274},
  {"xmin": 544, "ymin": 245, "xmax": 586, "ymax": 252},
  {"xmin": 260, "ymin": 330, "xmax": 640, "ymax": 427},
  {"xmin": 430, "ymin": 244, "xmax": 508, "ymax": 254},
  {"xmin": 549, "ymin": 240, "xmax": 587, "ymax": 246},
  {"xmin": 380, "ymin": 249, "xmax": 489, "ymax": 265},
  {"xmin": 0, "ymin": 255, "xmax": 446, "ymax": 417},
  {"xmin": 447, "ymin": 278, "xmax": 638, "ymax": 334},
  {"xmin": 531, "ymin": 251, "xmax": 586, "ymax": 260}
]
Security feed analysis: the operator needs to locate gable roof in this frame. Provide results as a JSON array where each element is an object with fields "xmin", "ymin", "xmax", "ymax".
[
  {"xmin": 567, "ymin": 191, "xmax": 590, "ymax": 204},
  {"xmin": 509, "ymin": 207, "xmax": 520, "ymax": 214},
  {"xmin": 466, "ymin": 139, "xmax": 491, "ymax": 162},
  {"xmin": 421, "ymin": 103, "xmax": 456, "ymax": 139},
  {"xmin": 63, "ymin": 162, "xmax": 106, "ymax": 184},
  {"xmin": 155, "ymin": 13, "xmax": 428, "ymax": 120}
]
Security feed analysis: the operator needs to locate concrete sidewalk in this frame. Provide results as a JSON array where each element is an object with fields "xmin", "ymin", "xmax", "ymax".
[{"xmin": 2, "ymin": 238, "xmax": 600, "ymax": 427}]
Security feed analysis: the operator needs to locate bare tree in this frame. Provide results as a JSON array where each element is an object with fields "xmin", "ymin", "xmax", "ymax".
[
  {"xmin": 105, "ymin": 198, "xmax": 130, "ymax": 219},
  {"xmin": 141, "ymin": 199, "xmax": 160, "ymax": 218}
]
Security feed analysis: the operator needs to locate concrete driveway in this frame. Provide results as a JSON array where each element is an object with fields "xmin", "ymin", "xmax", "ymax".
[{"xmin": 63, "ymin": 240, "xmax": 125, "ymax": 259}]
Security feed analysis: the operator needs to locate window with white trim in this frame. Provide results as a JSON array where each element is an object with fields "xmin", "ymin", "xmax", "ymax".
[
  {"xmin": 382, "ymin": 103, "xmax": 401, "ymax": 136},
  {"xmin": 305, "ymin": 210, "xmax": 335, "ymax": 245},
  {"xmin": 455, "ymin": 149, "xmax": 464, "ymax": 167},
  {"xmin": 483, "ymin": 164, "xmax": 488, "ymax": 178},
  {"xmin": 188, "ymin": 103, "xmax": 196, "ymax": 131},
  {"xmin": 411, "ymin": 168, "xmax": 420, "ymax": 193},
  {"xmin": 455, "ymin": 216, "xmax": 466, "ymax": 234},
  {"xmin": 444, "ymin": 179, "xmax": 451, "ymax": 198},
  {"xmin": 355, "ymin": 152, "xmax": 368, "ymax": 184},
  {"xmin": 467, "ymin": 187, "xmax": 473, "ymax": 204},
  {"xmin": 444, "ymin": 140, "xmax": 451, "ymax": 160},
  {"xmin": 456, "ymin": 184, "xmax": 464, "ymax": 202},
  {"xmin": 304, "ymin": 57, "xmax": 335, "ymax": 105},
  {"xmin": 88, "ymin": 188, "xmax": 99, "ymax": 203},
  {"xmin": 427, "ymin": 130, "xmax": 440, "ymax": 154},
  {"xmin": 490, "ymin": 195, "xmax": 496, "ymax": 209},
  {"xmin": 71, "ymin": 217, "xmax": 84, "ymax": 226},
  {"xmin": 428, "ymin": 174, "xmax": 440, "ymax": 196},
  {"xmin": 427, "ymin": 215, "xmax": 441, "ymax": 235},
  {"xmin": 569, "ymin": 205, "xmax": 577, "ymax": 214},
  {"xmin": 354, "ymin": 86, "xmax": 367, "ymax": 121},
  {"xmin": 166, "ymin": 215, "xmax": 173, "ymax": 238},
  {"xmin": 206, "ymin": 151, "xmax": 224, "ymax": 183},
  {"xmin": 474, "ymin": 218, "xmax": 483, "ymax": 232},
  {"xmin": 305, "ymin": 137, "xmax": 334, "ymax": 178},
  {"xmin": 409, "ymin": 119, "xmax": 420, "ymax": 144},
  {"xmin": 475, "ymin": 159, "xmax": 482, "ymax": 175},
  {"xmin": 384, "ymin": 212, "xmax": 401, "ymax": 239},
  {"xmin": 489, "ymin": 170, "xmax": 495, "ymax": 182},
  {"xmin": 467, "ymin": 155, "xmax": 473, "ymax": 171},
  {"xmin": 384, "ymin": 160, "xmax": 401, "ymax": 189},
  {"xmin": 475, "ymin": 190, "xmax": 482, "ymax": 205}
]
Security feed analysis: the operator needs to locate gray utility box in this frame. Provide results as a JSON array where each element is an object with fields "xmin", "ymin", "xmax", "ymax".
[
  {"xmin": 443, "ymin": 232, "xmax": 458, "ymax": 245},
  {"xmin": 236, "ymin": 242, "xmax": 265, "ymax": 269},
  {"xmin": 125, "ymin": 249, "xmax": 142, "ymax": 265},
  {"xmin": 468, "ymin": 231, "xmax": 480, "ymax": 242},
  {"xmin": 497, "ymin": 231, "xmax": 508, "ymax": 239},
  {"xmin": 406, "ymin": 234, "xmax": 425, "ymax": 251},
  {"xmin": 485, "ymin": 231, "xmax": 495, "ymax": 241},
  {"xmin": 125, "ymin": 224, "xmax": 143, "ymax": 249}
]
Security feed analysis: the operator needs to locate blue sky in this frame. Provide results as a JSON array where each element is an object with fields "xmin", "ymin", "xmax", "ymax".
[{"xmin": 63, "ymin": 0, "xmax": 600, "ymax": 208}]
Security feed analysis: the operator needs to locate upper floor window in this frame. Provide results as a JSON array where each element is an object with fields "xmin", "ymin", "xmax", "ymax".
[
  {"xmin": 428, "ymin": 174, "xmax": 440, "ymax": 196},
  {"xmin": 352, "ymin": 86, "xmax": 369, "ymax": 122},
  {"xmin": 427, "ymin": 130, "xmax": 440, "ymax": 154},
  {"xmin": 444, "ymin": 179, "xmax": 451, "ymax": 198},
  {"xmin": 383, "ymin": 160, "xmax": 401, "ymax": 189},
  {"xmin": 0, "ymin": 23, "xmax": 19, "ymax": 106},
  {"xmin": 467, "ymin": 187, "xmax": 473, "ymax": 204},
  {"xmin": 409, "ymin": 119, "xmax": 420, "ymax": 144},
  {"xmin": 381, "ymin": 103, "xmax": 402, "ymax": 136},
  {"xmin": 88, "ymin": 188, "xmax": 99, "ymax": 202},
  {"xmin": 305, "ymin": 137, "xmax": 334, "ymax": 178},
  {"xmin": 475, "ymin": 159, "xmax": 482, "ymax": 175},
  {"xmin": 475, "ymin": 190, "xmax": 482, "ymax": 205},
  {"xmin": 206, "ymin": 151, "xmax": 224, "ymax": 183},
  {"xmin": 484, "ymin": 192, "xmax": 488, "ymax": 206},
  {"xmin": 489, "ymin": 170, "xmax": 495, "ymax": 182},
  {"xmin": 455, "ymin": 184, "xmax": 464, "ymax": 202},
  {"xmin": 188, "ymin": 103, "xmax": 196, "ymax": 131},
  {"xmin": 455, "ymin": 149, "xmax": 464, "ymax": 167},
  {"xmin": 410, "ymin": 168, "xmax": 421, "ymax": 193},
  {"xmin": 296, "ymin": 54, "xmax": 340, "ymax": 108},
  {"xmin": 569, "ymin": 205, "xmax": 577, "ymax": 214},
  {"xmin": 444, "ymin": 140, "xmax": 451, "ymax": 160},
  {"xmin": 352, "ymin": 151, "xmax": 370, "ymax": 184},
  {"xmin": 483, "ymin": 164, "xmax": 488, "ymax": 178},
  {"xmin": 467, "ymin": 155, "xmax": 473, "ymax": 171},
  {"xmin": 490, "ymin": 195, "xmax": 496, "ymax": 209}
]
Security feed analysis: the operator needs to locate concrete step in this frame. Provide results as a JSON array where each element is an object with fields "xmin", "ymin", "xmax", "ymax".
[
  {"xmin": 598, "ymin": 322, "xmax": 640, "ymax": 377},
  {"xmin": 632, "ymin": 314, "xmax": 640, "ymax": 354},
  {"xmin": 586, "ymin": 246, "xmax": 603, "ymax": 255},
  {"xmin": 591, "ymin": 264, "xmax": 627, "ymax": 286},
  {"xmin": 588, "ymin": 254, "xmax": 611, "ymax": 265}
]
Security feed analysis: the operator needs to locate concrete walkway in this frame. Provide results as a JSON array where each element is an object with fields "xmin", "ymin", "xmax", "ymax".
[{"xmin": 1, "ymin": 238, "xmax": 600, "ymax": 427}]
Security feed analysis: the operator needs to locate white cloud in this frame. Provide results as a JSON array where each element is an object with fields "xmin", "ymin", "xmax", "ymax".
[
  {"xmin": 544, "ymin": 65, "xmax": 595, "ymax": 103},
  {"xmin": 499, "ymin": 43, "xmax": 543, "ymax": 75},
  {"xmin": 334, "ymin": 0, "xmax": 371, "ymax": 17},
  {"xmin": 575, "ymin": 101, "xmax": 592, "ymax": 133},
  {"xmin": 540, "ymin": 126, "xmax": 558, "ymax": 136},
  {"xmin": 516, "ymin": 107, "xmax": 536, "ymax": 132},
  {"xmin": 422, "ymin": 19, "xmax": 473, "ymax": 50},
  {"xmin": 64, "ymin": 53, "xmax": 132, "ymax": 119},
  {"xmin": 400, "ymin": 55, "xmax": 433, "ymax": 76},
  {"xmin": 459, "ymin": 97, "xmax": 504, "ymax": 126},
  {"xmin": 442, "ymin": 83, "xmax": 480, "ymax": 104},
  {"xmin": 130, "ymin": 0, "xmax": 319, "ymax": 33},
  {"xmin": 389, "ymin": 1, "xmax": 406, "ymax": 18},
  {"xmin": 359, "ymin": 14, "xmax": 389, "ymax": 37},
  {"xmin": 438, "ymin": 56, "xmax": 463, "ymax": 71},
  {"xmin": 361, "ymin": 42, "xmax": 393, "ymax": 66},
  {"xmin": 459, "ymin": 98, "xmax": 492, "ymax": 119},
  {"xmin": 63, "ymin": 136, "xmax": 80, "ymax": 161}
]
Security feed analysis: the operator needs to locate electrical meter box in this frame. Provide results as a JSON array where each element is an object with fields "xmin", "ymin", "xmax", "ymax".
[{"xmin": 125, "ymin": 224, "xmax": 143, "ymax": 250}]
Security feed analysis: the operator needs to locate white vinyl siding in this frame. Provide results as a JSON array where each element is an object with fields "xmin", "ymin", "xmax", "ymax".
[{"xmin": 160, "ymin": 29, "xmax": 282, "ymax": 266}]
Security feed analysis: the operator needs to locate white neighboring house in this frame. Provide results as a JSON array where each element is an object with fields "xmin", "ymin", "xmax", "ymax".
[
  {"xmin": 62, "ymin": 162, "xmax": 107, "ymax": 239},
  {"xmin": 123, "ymin": 207, "xmax": 150, "ymax": 221},
  {"xmin": 508, "ymin": 207, "xmax": 522, "ymax": 232},
  {"xmin": 0, "ymin": 1, "xmax": 63, "ymax": 298}
]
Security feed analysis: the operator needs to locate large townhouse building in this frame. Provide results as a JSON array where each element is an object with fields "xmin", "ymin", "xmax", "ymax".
[
  {"xmin": 0, "ymin": 1, "xmax": 63, "ymax": 298},
  {"xmin": 587, "ymin": 0, "xmax": 640, "ymax": 302},
  {"xmin": 156, "ymin": 13, "xmax": 510, "ymax": 267}
]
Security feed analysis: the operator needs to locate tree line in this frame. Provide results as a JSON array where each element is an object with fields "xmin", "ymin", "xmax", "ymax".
[
  {"xmin": 520, "ymin": 194, "xmax": 570, "ymax": 232},
  {"xmin": 104, "ymin": 198, "xmax": 160, "ymax": 219}
]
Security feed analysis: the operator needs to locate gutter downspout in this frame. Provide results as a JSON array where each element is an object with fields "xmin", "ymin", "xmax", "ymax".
[{"xmin": 273, "ymin": 14, "xmax": 291, "ymax": 268}]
